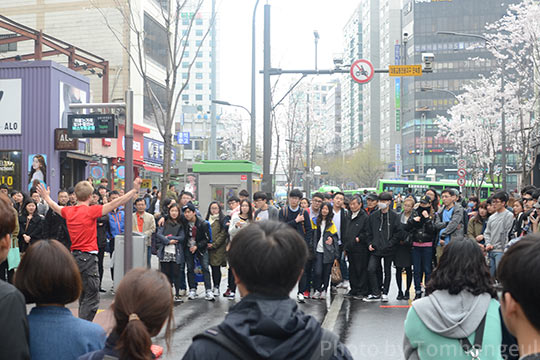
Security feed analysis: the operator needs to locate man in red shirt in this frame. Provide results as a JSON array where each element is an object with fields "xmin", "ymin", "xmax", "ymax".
[{"xmin": 37, "ymin": 178, "xmax": 141, "ymax": 321}]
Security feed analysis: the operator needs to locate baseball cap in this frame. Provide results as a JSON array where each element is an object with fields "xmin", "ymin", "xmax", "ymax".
[
  {"xmin": 182, "ymin": 202, "xmax": 196, "ymax": 212},
  {"xmin": 379, "ymin": 192, "xmax": 393, "ymax": 201},
  {"xmin": 366, "ymin": 193, "xmax": 379, "ymax": 201},
  {"xmin": 420, "ymin": 195, "xmax": 431, "ymax": 205}
]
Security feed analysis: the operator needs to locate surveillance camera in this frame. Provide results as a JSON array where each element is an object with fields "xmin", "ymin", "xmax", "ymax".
[{"xmin": 333, "ymin": 53, "xmax": 344, "ymax": 66}]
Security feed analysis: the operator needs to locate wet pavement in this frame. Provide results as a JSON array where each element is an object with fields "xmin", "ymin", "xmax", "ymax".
[{"xmin": 36, "ymin": 254, "xmax": 413, "ymax": 359}]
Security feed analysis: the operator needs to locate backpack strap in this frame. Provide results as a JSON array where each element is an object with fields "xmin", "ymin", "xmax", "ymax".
[
  {"xmin": 310, "ymin": 329, "xmax": 340, "ymax": 360},
  {"xmin": 193, "ymin": 327, "xmax": 259, "ymax": 360}
]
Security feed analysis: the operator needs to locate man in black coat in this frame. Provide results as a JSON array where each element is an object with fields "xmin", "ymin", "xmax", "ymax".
[
  {"xmin": 278, "ymin": 189, "xmax": 312, "ymax": 303},
  {"xmin": 43, "ymin": 189, "xmax": 71, "ymax": 249},
  {"xmin": 343, "ymin": 196, "xmax": 370, "ymax": 298},
  {"xmin": 364, "ymin": 192, "xmax": 402, "ymax": 302},
  {"xmin": 182, "ymin": 221, "xmax": 353, "ymax": 360}
]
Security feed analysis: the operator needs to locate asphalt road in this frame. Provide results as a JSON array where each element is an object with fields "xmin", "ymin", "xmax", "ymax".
[{"xmin": 56, "ymin": 254, "xmax": 412, "ymax": 360}]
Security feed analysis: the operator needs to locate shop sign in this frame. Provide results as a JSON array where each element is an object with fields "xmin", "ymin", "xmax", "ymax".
[
  {"xmin": 0, "ymin": 79, "xmax": 22, "ymax": 135},
  {"xmin": 144, "ymin": 137, "xmax": 177, "ymax": 165},
  {"xmin": 54, "ymin": 128, "xmax": 79, "ymax": 150},
  {"xmin": 0, "ymin": 151, "xmax": 22, "ymax": 191}
]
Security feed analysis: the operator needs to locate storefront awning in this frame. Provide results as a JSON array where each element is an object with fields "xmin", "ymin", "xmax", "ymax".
[
  {"xmin": 65, "ymin": 151, "xmax": 93, "ymax": 161},
  {"xmin": 143, "ymin": 163, "xmax": 163, "ymax": 174}
]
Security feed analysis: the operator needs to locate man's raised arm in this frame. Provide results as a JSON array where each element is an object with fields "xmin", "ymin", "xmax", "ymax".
[
  {"xmin": 102, "ymin": 178, "xmax": 142, "ymax": 216},
  {"xmin": 36, "ymin": 183, "xmax": 63, "ymax": 215}
]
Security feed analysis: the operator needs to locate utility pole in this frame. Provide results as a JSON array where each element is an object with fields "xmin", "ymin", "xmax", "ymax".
[
  {"xmin": 305, "ymin": 92, "xmax": 311, "ymax": 196},
  {"xmin": 209, "ymin": 0, "xmax": 217, "ymax": 160},
  {"xmin": 250, "ymin": 0, "xmax": 260, "ymax": 164},
  {"xmin": 501, "ymin": 74, "xmax": 507, "ymax": 192},
  {"xmin": 262, "ymin": 4, "xmax": 272, "ymax": 195}
]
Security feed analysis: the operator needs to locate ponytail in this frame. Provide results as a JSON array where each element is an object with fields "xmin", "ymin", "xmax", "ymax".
[{"xmin": 117, "ymin": 315, "xmax": 152, "ymax": 360}]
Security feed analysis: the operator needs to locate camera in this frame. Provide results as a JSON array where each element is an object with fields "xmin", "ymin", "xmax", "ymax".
[{"xmin": 422, "ymin": 53, "xmax": 434, "ymax": 73}]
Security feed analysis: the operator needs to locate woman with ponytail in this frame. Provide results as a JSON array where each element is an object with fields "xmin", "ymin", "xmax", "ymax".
[{"xmin": 79, "ymin": 268, "xmax": 174, "ymax": 360}]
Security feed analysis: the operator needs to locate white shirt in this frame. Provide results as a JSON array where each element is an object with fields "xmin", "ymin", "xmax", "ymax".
[
  {"xmin": 256, "ymin": 209, "xmax": 269, "ymax": 222},
  {"xmin": 333, "ymin": 209, "xmax": 342, "ymax": 240},
  {"xmin": 317, "ymin": 220, "xmax": 326, "ymax": 253}
]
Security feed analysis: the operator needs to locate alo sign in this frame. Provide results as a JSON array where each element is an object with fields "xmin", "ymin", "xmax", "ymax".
[{"xmin": 0, "ymin": 79, "xmax": 22, "ymax": 135}]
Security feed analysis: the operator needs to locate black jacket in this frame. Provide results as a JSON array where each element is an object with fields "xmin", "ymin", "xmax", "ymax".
[
  {"xmin": 43, "ymin": 208, "xmax": 71, "ymax": 249},
  {"xmin": 0, "ymin": 281, "xmax": 30, "ymax": 359},
  {"xmin": 182, "ymin": 294, "xmax": 353, "ymax": 360},
  {"xmin": 18, "ymin": 214, "xmax": 44, "ymax": 253},
  {"xmin": 405, "ymin": 208, "xmax": 437, "ymax": 244},
  {"xmin": 278, "ymin": 207, "xmax": 313, "ymax": 249},
  {"xmin": 183, "ymin": 215, "xmax": 211, "ymax": 253},
  {"xmin": 96, "ymin": 214, "xmax": 109, "ymax": 249},
  {"xmin": 367, "ymin": 209, "xmax": 402, "ymax": 256},
  {"xmin": 343, "ymin": 210, "xmax": 369, "ymax": 254}
]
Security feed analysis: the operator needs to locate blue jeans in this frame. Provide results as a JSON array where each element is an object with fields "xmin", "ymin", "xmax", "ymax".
[
  {"xmin": 488, "ymin": 251, "xmax": 504, "ymax": 277},
  {"xmin": 185, "ymin": 250, "xmax": 211, "ymax": 290},
  {"xmin": 147, "ymin": 246, "xmax": 152, "ymax": 268},
  {"xmin": 339, "ymin": 250, "xmax": 349, "ymax": 281},
  {"xmin": 412, "ymin": 246, "xmax": 433, "ymax": 293},
  {"xmin": 313, "ymin": 252, "xmax": 333, "ymax": 292}
]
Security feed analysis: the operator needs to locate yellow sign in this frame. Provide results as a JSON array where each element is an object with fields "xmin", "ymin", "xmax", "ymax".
[
  {"xmin": 389, "ymin": 65, "xmax": 423, "ymax": 77},
  {"xmin": 141, "ymin": 179, "xmax": 152, "ymax": 188}
]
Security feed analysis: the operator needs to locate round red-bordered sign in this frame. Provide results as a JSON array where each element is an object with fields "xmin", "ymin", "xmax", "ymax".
[
  {"xmin": 350, "ymin": 59, "xmax": 375, "ymax": 84},
  {"xmin": 457, "ymin": 177, "xmax": 466, "ymax": 187}
]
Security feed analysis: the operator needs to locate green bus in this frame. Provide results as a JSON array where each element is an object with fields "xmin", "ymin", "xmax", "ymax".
[
  {"xmin": 376, "ymin": 179, "xmax": 500, "ymax": 200},
  {"xmin": 344, "ymin": 188, "xmax": 377, "ymax": 197}
]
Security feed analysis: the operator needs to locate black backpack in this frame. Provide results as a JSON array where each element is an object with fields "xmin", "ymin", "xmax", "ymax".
[{"xmin": 193, "ymin": 326, "xmax": 340, "ymax": 360}]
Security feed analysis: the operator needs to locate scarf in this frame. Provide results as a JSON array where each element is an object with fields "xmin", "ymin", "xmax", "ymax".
[{"xmin": 209, "ymin": 214, "xmax": 220, "ymax": 225}]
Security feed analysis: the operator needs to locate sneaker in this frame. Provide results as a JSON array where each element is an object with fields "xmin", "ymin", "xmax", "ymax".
[
  {"xmin": 174, "ymin": 295, "xmax": 184, "ymax": 303},
  {"xmin": 320, "ymin": 290, "xmax": 326, "ymax": 300},
  {"xmin": 178, "ymin": 289, "xmax": 187, "ymax": 297},
  {"xmin": 303, "ymin": 290, "xmax": 310, "ymax": 299},
  {"xmin": 205, "ymin": 290, "xmax": 215, "ymax": 301},
  {"xmin": 397, "ymin": 291, "xmax": 404, "ymax": 301},
  {"xmin": 213, "ymin": 287, "xmax": 220, "ymax": 297},
  {"xmin": 337, "ymin": 280, "xmax": 350, "ymax": 289},
  {"xmin": 99, "ymin": 287, "xmax": 106, "ymax": 293},
  {"xmin": 415, "ymin": 291, "xmax": 422, "ymax": 300},
  {"xmin": 223, "ymin": 288, "xmax": 231, "ymax": 297},
  {"xmin": 362, "ymin": 294, "xmax": 381, "ymax": 302},
  {"xmin": 312, "ymin": 291, "xmax": 321, "ymax": 300},
  {"xmin": 297, "ymin": 293, "xmax": 305, "ymax": 303},
  {"xmin": 404, "ymin": 291, "xmax": 410, "ymax": 300},
  {"xmin": 227, "ymin": 291, "xmax": 235, "ymax": 299},
  {"xmin": 381, "ymin": 294, "xmax": 389, "ymax": 302},
  {"xmin": 188, "ymin": 290, "xmax": 197, "ymax": 300}
]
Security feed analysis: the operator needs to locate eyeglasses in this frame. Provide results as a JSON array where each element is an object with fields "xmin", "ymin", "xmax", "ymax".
[{"xmin": 523, "ymin": 197, "xmax": 534, "ymax": 202}]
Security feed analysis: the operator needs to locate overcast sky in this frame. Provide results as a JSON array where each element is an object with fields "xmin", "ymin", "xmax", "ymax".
[{"xmin": 217, "ymin": 0, "xmax": 360, "ymax": 127}]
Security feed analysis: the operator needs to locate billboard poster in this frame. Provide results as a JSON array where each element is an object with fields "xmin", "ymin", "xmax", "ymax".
[
  {"xmin": 0, "ymin": 78, "xmax": 22, "ymax": 135},
  {"xmin": 59, "ymin": 81, "xmax": 87, "ymax": 128},
  {"xmin": 27, "ymin": 154, "xmax": 47, "ymax": 191}
]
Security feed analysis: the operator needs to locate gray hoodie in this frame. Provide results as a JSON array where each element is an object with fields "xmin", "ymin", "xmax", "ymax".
[{"xmin": 404, "ymin": 290, "xmax": 492, "ymax": 359}]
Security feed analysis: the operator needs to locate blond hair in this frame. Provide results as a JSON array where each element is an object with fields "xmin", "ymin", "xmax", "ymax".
[{"xmin": 74, "ymin": 181, "xmax": 94, "ymax": 202}]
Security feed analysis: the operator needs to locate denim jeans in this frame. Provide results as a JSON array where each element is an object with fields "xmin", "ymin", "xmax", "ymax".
[
  {"xmin": 339, "ymin": 250, "xmax": 349, "ymax": 282},
  {"xmin": 412, "ymin": 246, "xmax": 433, "ymax": 293},
  {"xmin": 160, "ymin": 261, "xmax": 182, "ymax": 295},
  {"xmin": 489, "ymin": 251, "xmax": 504, "ymax": 278},
  {"xmin": 313, "ymin": 252, "xmax": 333, "ymax": 292},
  {"xmin": 185, "ymin": 249, "xmax": 211, "ymax": 290}
]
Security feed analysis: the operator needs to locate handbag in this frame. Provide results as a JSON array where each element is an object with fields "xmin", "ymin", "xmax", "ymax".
[
  {"xmin": 331, "ymin": 259, "xmax": 342, "ymax": 284},
  {"xmin": 7, "ymin": 238, "xmax": 20, "ymax": 270}
]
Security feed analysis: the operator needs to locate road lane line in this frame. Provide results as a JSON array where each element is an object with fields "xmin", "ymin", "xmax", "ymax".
[{"xmin": 321, "ymin": 292, "xmax": 344, "ymax": 331}]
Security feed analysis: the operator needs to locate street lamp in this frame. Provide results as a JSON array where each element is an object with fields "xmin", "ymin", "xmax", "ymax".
[
  {"xmin": 212, "ymin": 99, "xmax": 252, "ymax": 117},
  {"xmin": 420, "ymin": 87, "xmax": 459, "ymax": 102},
  {"xmin": 314, "ymin": 30, "xmax": 319, "ymax": 71},
  {"xmin": 251, "ymin": 0, "xmax": 260, "ymax": 165},
  {"xmin": 436, "ymin": 30, "xmax": 507, "ymax": 192}
]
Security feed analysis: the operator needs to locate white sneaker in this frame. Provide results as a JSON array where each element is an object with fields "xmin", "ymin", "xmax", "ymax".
[
  {"xmin": 227, "ymin": 291, "xmax": 235, "ymax": 300},
  {"xmin": 188, "ymin": 290, "xmax": 197, "ymax": 300},
  {"xmin": 178, "ymin": 289, "xmax": 187, "ymax": 297},
  {"xmin": 205, "ymin": 290, "xmax": 215, "ymax": 301},
  {"xmin": 337, "ymin": 280, "xmax": 350, "ymax": 289},
  {"xmin": 297, "ymin": 293, "xmax": 305, "ymax": 303},
  {"xmin": 381, "ymin": 294, "xmax": 389, "ymax": 302},
  {"xmin": 312, "ymin": 291, "xmax": 321, "ymax": 300},
  {"xmin": 213, "ymin": 287, "xmax": 220, "ymax": 297},
  {"xmin": 320, "ymin": 290, "xmax": 326, "ymax": 300}
]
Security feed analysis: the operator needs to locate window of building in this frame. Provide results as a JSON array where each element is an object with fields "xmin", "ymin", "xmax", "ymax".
[
  {"xmin": 196, "ymin": 18, "xmax": 203, "ymax": 26},
  {"xmin": 196, "ymin": 73, "xmax": 203, "ymax": 79},
  {"xmin": 144, "ymin": 79, "xmax": 168, "ymax": 126},
  {"xmin": 144, "ymin": 13, "xmax": 168, "ymax": 68},
  {"xmin": 196, "ymin": 83, "xmax": 203, "ymax": 90},
  {"xmin": 196, "ymin": 29, "xmax": 203, "ymax": 37},
  {"xmin": 182, "ymin": 73, "xmax": 188, "ymax": 79},
  {"xmin": 182, "ymin": 94, "xmax": 189, "ymax": 101},
  {"xmin": 196, "ymin": 62, "xmax": 203, "ymax": 68},
  {"xmin": 196, "ymin": 94, "xmax": 203, "ymax": 101},
  {"xmin": 0, "ymin": 35, "xmax": 18, "ymax": 52}
]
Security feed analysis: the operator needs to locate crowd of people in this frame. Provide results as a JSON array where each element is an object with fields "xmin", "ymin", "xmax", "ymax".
[{"xmin": 1, "ymin": 178, "xmax": 540, "ymax": 359}]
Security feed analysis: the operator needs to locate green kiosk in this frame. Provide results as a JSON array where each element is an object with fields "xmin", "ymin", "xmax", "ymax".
[{"xmin": 193, "ymin": 160, "xmax": 262, "ymax": 213}]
